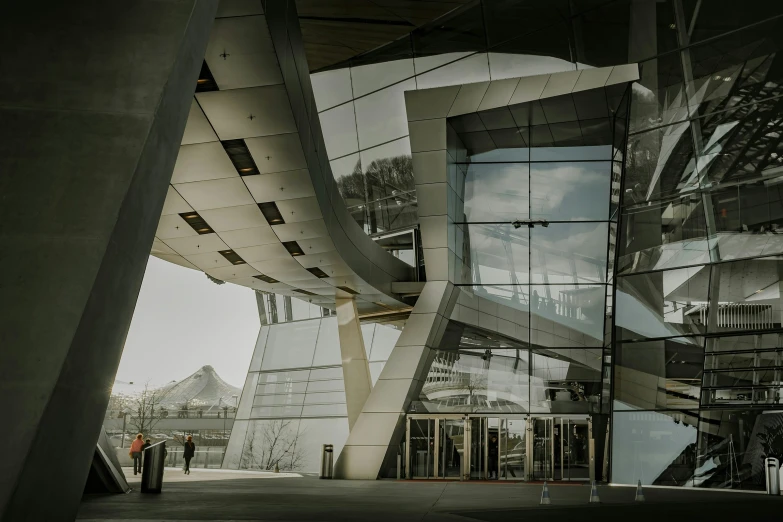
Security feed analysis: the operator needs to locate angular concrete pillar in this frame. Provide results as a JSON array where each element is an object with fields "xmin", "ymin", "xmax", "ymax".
[
  {"xmin": 0, "ymin": 3, "xmax": 215, "ymax": 520},
  {"xmin": 335, "ymin": 297, "xmax": 373, "ymax": 430}
]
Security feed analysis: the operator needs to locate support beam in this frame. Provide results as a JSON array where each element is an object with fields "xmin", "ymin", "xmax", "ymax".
[
  {"xmin": 0, "ymin": 2, "xmax": 215, "ymax": 519},
  {"xmin": 335, "ymin": 297, "xmax": 373, "ymax": 430}
]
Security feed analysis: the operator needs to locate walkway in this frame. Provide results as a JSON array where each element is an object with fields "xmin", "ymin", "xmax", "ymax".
[{"xmin": 79, "ymin": 474, "xmax": 783, "ymax": 521}]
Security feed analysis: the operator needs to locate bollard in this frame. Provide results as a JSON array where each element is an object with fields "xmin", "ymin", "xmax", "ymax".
[
  {"xmin": 634, "ymin": 480, "xmax": 645, "ymax": 502},
  {"xmin": 588, "ymin": 480, "xmax": 601, "ymax": 503},
  {"xmin": 540, "ymin": 481, "xmax": 551, "ymax": 505}
]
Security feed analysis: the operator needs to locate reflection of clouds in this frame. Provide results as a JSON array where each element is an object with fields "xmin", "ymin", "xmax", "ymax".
[
  {"xmin": 464, "ymin": 162, "xmax": 611, "ymax": 222},
  {"xmin": 531, "ymin": 162, "xmax": 611, "ymax": 220},
  {"xmin": 533, "ymin": 223, "xmax": 608, "ymax": 284},
  {"xmin": 464, "ymin": 164, "xmax": 529, "ymax": 221}
]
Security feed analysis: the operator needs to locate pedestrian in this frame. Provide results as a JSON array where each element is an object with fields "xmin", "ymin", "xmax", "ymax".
[
  {"xmin": 129, "ymin": 433, "xmax": 144, "ymax": 475},
  {"xmin": 183, "ymin": 435, "xmax": 196, "ymax": 475},
  {"xmin": 488, "ymin": 435, "xmax": 499, "ymax": 479}
]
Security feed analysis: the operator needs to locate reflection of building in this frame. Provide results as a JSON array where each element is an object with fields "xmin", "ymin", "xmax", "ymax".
[{"xmin": 9, "ymin": 2, "xmax": 783, "ymax": 518}]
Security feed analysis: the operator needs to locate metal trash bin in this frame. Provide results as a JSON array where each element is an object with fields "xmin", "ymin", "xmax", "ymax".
[
  {"xmin": 141, "ymin": 441, "xmax": 166, "ymax": 493},
  {"xmin": 765, "ymin": 457, "xmax": 780, "ymax": 495},
  {"xmin": 320, "ymin": 444, "xmax": 334, "ymax": 479}
]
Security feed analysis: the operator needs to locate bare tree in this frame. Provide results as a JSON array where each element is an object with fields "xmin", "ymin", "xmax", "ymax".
[
  {"xmin": 464, "ymin": 372, "xmax": 488, "ymax": 412},
  {"xmin": 128, "ymin": 381, "xmax": 162, "ymax": 436},
  {"xmin": 241, "ymin": 420, "xmax": 305, "ymax": 471}
]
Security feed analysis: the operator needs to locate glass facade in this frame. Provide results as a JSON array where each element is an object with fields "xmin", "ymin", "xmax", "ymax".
[
  {"xmin": 227, "ymin": 0, "xmax": 783, "ymax": 488},
  {"xmin": 225, "ymin": 317, "xmax": 402, "ymax": 472}
]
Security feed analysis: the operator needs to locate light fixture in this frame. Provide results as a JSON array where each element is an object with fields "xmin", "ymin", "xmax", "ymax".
[{"xmin": 511, "ymin": 219, "xmax": 549, "ymax": 229}]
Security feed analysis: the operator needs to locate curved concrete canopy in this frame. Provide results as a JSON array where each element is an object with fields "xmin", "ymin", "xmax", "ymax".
[{"xmin": 152, "ymin": 4, "xmax": 415, "ymax": 314}]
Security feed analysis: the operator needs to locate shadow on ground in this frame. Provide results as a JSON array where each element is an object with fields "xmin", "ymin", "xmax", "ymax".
[{"xmin": 79, "ymin": 473, "xmax": 783, "ymax": 522}]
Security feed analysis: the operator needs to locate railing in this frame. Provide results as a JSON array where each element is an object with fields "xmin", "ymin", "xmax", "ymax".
[
  {"xmin": 697, "ymin": 303, "xmax": 775, "ymax": 329},
  {"xmin": 165, "ymin": 448, "xmax": 226, "ymax": 469},
  {"xmin": 105, "ymin": 409, "xmax": 236, "ymax": 420}
]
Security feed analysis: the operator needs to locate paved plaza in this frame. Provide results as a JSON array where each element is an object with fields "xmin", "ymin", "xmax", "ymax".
[{"xmin": 78, "ymin": 469, "xmax": 783, "ymax": 522}]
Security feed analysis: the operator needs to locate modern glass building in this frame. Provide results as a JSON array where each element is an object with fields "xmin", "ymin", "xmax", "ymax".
[
  {"xmin": 216, "ymin": 0, "xmax": 783, "ymax": 491},
  {"xmin": 10, "ymin": 3, "xmax": 783, "ymax": 518}
]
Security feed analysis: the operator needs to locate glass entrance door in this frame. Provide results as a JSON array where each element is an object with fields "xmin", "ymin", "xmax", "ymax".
[
  {"xmin": 409, "ymin": 418, "xmax": 436, "ymax": 478},
  {"xmin": 563, "ymin": 418, "xmax": 590, "ymax": 480},
  {"xmin": 530, "ymin": 416, "xmax": 592, "ymax": 481},
  {"xmin": 532, "ymin": 417, "xmax": 554, "ymax": 480},
  {"xmin": 499, "ymin": 418, "xmax": 526, "ymax": 480},
  {"xmin": 440, "ymin": 418, "xmax": 464, "ymax": 478}
]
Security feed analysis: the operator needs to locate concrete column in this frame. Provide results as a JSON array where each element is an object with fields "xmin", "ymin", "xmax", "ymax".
[
  {"xmin": 0, "ymin": 2, "xmax": 215, "ymax": 520},
  {"xmin": 335, "ymin": 297, "xmax": 373, "ymax": 430}
]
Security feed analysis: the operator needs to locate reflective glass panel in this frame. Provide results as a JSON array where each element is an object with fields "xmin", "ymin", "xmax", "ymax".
[
  {"xmin": 319, "ymin": 102, "xmax": 359, "ymax": 159},
  {"xmin": 530, "ymin": 348, "xmax": 603, "ymax": 414},
  {"xmin": 261, "ymin": 320, "xmax": 320, "ymax": 370},
  {"xmin": 530, "ymin": 161, "xmax": 611, "ymax": 222},
  {"xmin": 616, "ymin": 266, "xmax": 710, "ymax": 341},
  {"xmin": 695, "ymin": 409, "xmax": 783, "ymax": 490},
  {"xmin": 418, "ymin": 349, "xmax": 530, "ymax": 413},
  {"xmin": 614, "ymin": 337, "xmax": 705, "ymax": 410},
  {"xmin": 312, "ymin": 318, "xmax": 340, "ymax": 366},
  {"xmin": 611, "ymin": 410, "xmax": 698, "ymax": 486},
  {"xmin": 530, "ymin": 222, "xmax": 609, "ymax": 284},
  {"xmin": 529, "ymin": 284, "xmax": 606, "ymax": 347},
  {"xmin": 238, "ymin": 419, "xmax": 301, "ymax": 469},
  {"xmin": 463, "ymin": 163, "xmax": 530, "ymax": 222},
  {"xmin": 466, "ymin": 223, "xmax": 529, "ymax": 285},
  {"xmin": 354, "ymin": 78, "xmax": 415, "ymax": 150}
]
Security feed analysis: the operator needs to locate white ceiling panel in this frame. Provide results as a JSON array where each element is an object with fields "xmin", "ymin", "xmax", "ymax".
[
  {"xmin": 184, "ymin": 251, "xmax": 233, "ymax": 271},
  {"xmin": 156, "ymin": 214, "xmax": 198, "ymax": 239},
  {"xmin": 294, "ymin": 250, "xmax": 345, "ymax": 269},
  {"xmin": 218, "ymin": 226, "xmax": 279, "ymax": 249},
  {"xmin": 199, "ymin": 204, "xmax": 268, "ymax": 232},
  {"xmin": 205, "ymin": 16, "xmax": 282, "ymax": 90},
  {"xmin": 296, "ymin": 237, "xmax": 336, "ymax": 255},
  {"xmin": 272, "ymin": 219, "xmax": 329, "ymax": 242},
  {"xmin": 245, "ymin": 133, "xmax": 307, "ymax": 174},
  {"xmin": 161, "ymin": 186, "xmax": 193, "ymax": 215},
  {"xmin": 297, "ymin": 286, "xmax": 337, "ymax": 296},
  {"xmin": 196, "ymin": 86, "xmax": 296, "ymax": 140},
  {"xmin": 163, "ymin": 233, "xmax": 229, "ymax": 256},
  {"xmin": 174, "ymin": 178, "xmax": 255, "ymax": 210},
  {"xmin": 276, "ymin": 197, "xmax": 323, "ymax": 223},
  {"xmin": 243, "ymin": 170, "xmax": 316, "ymax": 202},
  {"xmin": 153, "ymin": 253, "xmax": 199, "ymax": 271},
  {"xmin": 206, "ymin": 263, "xmax": 261, "ymax": 281},
  {"xmin": 152, "ymin": 239, "xmax": 177, "ymax": 255},
  {"xmin": 265, "ymin": 266, "xmax": 320, "ymax": 282},
  {"xmin": 234, "ymin": 243, "xmax": 291, "ymax": 262},
  {"xmin": 317, "ymin": 259, "xmax": 354, "ymax": 278},
  {"xmin": 248, "ymin": 257, "xmax": 302, "ymax": 273},
  {"xmin": 181, "ymin": 100, "xmax": 218, "ymax": 145},
  {"xmin": 172, "ymin": 141, "xmax": 237, "ymax": 184}
]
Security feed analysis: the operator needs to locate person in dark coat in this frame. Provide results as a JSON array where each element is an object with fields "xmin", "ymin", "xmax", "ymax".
[
  {"xmin": 183, "ymin": 435, "xmax": 196, "ymax": 475},
  {"xmin": 488, "ymin": 435, "xmax": 499, "ymax": 479}
]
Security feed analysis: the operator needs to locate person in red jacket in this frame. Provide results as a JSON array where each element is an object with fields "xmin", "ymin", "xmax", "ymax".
[{"xmin": 129, "ymin": 434, "xmax": 144, "ymax": 475}]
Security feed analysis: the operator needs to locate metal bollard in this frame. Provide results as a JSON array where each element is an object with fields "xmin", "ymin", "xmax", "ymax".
[
  {"xmin": 766, "ymin": 457, "xmax": 780, "ymax": 495},
  {"xmin": 320, "ymin": 444, "xmax": 334, "ymax": 479},
  {"xmin": 397, "ymin": 453, "xmax": 402, "ymax": 479}
]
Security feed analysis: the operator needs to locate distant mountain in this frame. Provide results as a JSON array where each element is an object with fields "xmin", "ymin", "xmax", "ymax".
[{"xmin": 155, "ymin": 365, "xmax": 241, "ymax": 410}]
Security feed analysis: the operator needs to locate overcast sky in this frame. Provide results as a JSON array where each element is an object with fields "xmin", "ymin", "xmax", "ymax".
[{"xmin": 114, "ymin": 256, "xmax": 260, "ymax": 390}]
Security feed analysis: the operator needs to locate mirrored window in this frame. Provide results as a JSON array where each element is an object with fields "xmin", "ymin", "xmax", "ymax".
[{"xmin": 611, "ymin": 410, "xmax": 698, "ymax": 486}]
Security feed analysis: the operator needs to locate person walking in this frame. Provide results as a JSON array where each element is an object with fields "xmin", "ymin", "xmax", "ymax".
[
  {"xmin": 183, "ymin": 435, "xmax": 196, "ymax": 475},
  {"xmin": 129, "ymin": 434, "xmax": 144, "ymax": 475}
]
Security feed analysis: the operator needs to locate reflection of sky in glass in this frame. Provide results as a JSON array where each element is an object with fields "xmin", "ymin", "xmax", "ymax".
[
  {"xmin": 530, "ymin": 162, "xmax": 611, "ymax": 221},
  {"xmin": 465, "ymin": 164, "xmax": 529, "ymax": 222}
]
